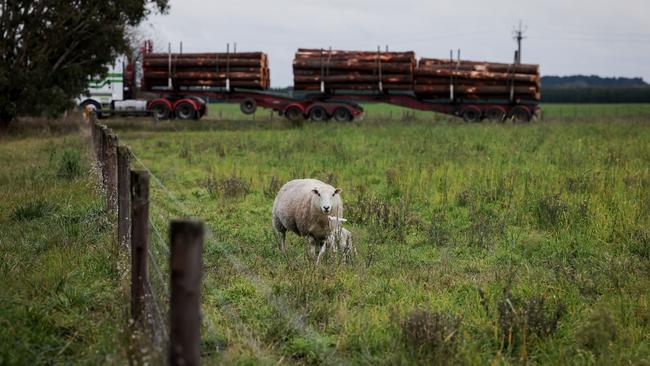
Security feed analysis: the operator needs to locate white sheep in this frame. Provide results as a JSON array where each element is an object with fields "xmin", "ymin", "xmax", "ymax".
[
  {"xmin": 272, "ymin": 179, "xmax": 344, "ymax": 260},
  {"xmin": 315, "ymin": 216, "xmax": 356, "ymax": 264}
]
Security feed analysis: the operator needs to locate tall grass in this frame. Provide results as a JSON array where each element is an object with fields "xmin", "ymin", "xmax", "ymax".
[{"xmin": 0, "ymin": 134, "xmax": 125, "ymax": 364}]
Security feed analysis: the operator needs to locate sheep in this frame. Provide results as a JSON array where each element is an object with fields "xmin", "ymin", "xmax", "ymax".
[
  {"xmin": 272, "ymin": 179, "xmax": 344, "ymax": 259},
  {"xmin": 313, "ymin": 216, "xmax": 356, "ymax": 265}
]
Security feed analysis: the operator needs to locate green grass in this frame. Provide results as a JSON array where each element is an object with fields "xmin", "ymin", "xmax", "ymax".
[
  {"xmin": 0, "ymin": 131, "xmax": 126, "ymax": 365},
  {"xmin": 112, "ymin": 114, "xmax": 650, "ymax": 365},
  {"xmin": 198, "ymin": 102, "xmax": 650, "ymax": 123}
]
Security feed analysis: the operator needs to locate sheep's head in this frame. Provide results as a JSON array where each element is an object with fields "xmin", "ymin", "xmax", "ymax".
[{"xmin": 311, "ymin": 186, "xmax": 343, "ymax": 215}]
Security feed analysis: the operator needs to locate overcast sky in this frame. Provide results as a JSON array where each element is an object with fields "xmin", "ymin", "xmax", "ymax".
[{"xmin": 144, "ymin": 0, "xmax": 650, "ymax": 87}]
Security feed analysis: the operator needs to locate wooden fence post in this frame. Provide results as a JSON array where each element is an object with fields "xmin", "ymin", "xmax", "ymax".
[
  {"xmin": 170, "ymin": 220, "xmax": 204, "ymax": 366},
  {"xmin": 118, "ymin": 146, "xmax": 131, "ymax": 250},
  {"xmin": 130, "ymin": 170, "xmax": 149, "ymax": 322},
  {"xmin": 106, "ymin": 133, "xmax": 119, "ymax": 213}
]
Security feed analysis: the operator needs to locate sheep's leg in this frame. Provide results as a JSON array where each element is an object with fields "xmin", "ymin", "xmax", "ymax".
[
  {"xmin": 273, "ymin": 216, "xmax": 287, "ymax": 252},
  {"xmin": 273, "ymin": 228, "xmax": 286, "ymax": 252},
  {"xmin": 316, "ymin": 240, "xmax": 327, "ymax": 266},
  {"xmin": 308, "ymin": 236, "xmax": 317, "ymax": 257}
]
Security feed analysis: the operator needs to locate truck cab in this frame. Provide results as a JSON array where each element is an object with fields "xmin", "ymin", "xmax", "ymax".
[{"xmin": 77, "ymin": 57, "xmax": 127, "ymax": 111}]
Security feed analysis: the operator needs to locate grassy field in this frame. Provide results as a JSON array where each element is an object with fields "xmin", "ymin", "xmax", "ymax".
[
  {"xmin": 197, "ymin": 102, "xmax": 650, "ymax": 123},
  {"xmin": 0, "ymin": 122, "xmax": 126, "ymax": 364},
  {"xmin": 110, "ymin": 111, "xmax": 650, "ymax": 365}
]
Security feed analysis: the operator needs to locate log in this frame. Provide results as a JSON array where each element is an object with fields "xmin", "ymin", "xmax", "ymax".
[
  {"xmin": 294, "ymin": 74, "xmax": 413, "ymax": 83},
  {"xmin": 414, "ymin": 68, "xmax": 539, "ymax": 83},
  {"xmin": 146, "ymin": 52, "xmax": 265, "ymax": 59},
  {"xmin": 144, "ymin": 58, "xmax": 264, "ymax": 68},
  {"xmin": 414, "ymin": 84, "xmax": 538, "ymax": 95},
  {"xmin": 415, "ymin": 78, "xmax": 539, "ymax": 88},
  {"xmin": 295, "ymin": 83, "xmax": 413, "ymax": 91},
  {"xmin": 293, "ymin": 60, "xmax": 412, "ymax": 73},
  {"xmin": 145, "ymin": 71, "xmax": 263, "ymax": 81},
  {"xmin": 417, "ymin": 60, "xmax": 539, "ymax": 74}
]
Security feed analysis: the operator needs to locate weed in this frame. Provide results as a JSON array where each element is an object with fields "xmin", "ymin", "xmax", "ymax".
[
  {"xmin": 57, "ymin": 148, "xmax": 82, "ymax": 179},
  {"xmin": 467, "ymin": 203, "xmax": 505, "ymax": 247},
  {"xmin": 576, "ymin": 309, "xmax": 617, "ymax": 355},
  {"xmin": 10, "ymin": 199, "xmax": 55, "ymax": 221},
  {"xmin": 263, "ymin": 175, "xmax": 281, "ymax": 199},
  {"xmin": 399, "ymin": 309, "xmax": 462, "ymax": 364},
  {"xmin": 347, "ymin": 190, "xmax": 414, "ymax": 243},
  {"xmin": 425, "ymin": 208, "xmax": 451, "ymax": 246},
  {"xmin": 218, "ymin": 177, "xmax": 251, "ymax": 198},
  {"xmin": 534, "ymin": 193, "xmax": 569, "ymax": 230},
  {"xmin": 496, "ymin": 290, "xmax": 565, "ymax": 356}
]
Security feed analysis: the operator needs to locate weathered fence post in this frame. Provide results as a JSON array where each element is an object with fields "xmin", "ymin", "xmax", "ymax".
[
  {"xmin": 105, "ymin": 133, "xmax": 119, "ymax": 213},
  {"xmin": 170, "ymin": 220, "xmax": 204, "ymax": 366},
  {"xmin": 118, "ymin": 146, "xmax": 131, "ymax": 250},
  {"xmin": 130, "ymin": 170, "xmax": 149, "ymax": 322}
]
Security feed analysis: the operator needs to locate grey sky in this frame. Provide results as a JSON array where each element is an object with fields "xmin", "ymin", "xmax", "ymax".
[{"xmin": 145, "ymin": 0, "xmax": 650, "ymax": 87}]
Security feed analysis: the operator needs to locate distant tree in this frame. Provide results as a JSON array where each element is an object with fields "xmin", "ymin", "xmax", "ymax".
[{"xmin": 0, "ymin": 0, "xmax": 168, "ymax": 129}]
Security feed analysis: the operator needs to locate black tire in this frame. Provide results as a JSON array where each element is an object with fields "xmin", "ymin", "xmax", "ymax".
[
  {"xmin": 461, "ymin": 107, "xmax": 482, "ymax": 123},
  {"xmin": 175, "ymin": 102, "xmax": 197, "ymax": 120},
  {"xmin": 511, "ymin": 107, "xmax": 532, "ymax": 123},
  {"xmin": 309, "ymin": 106, "xmax": 329, "ymax": 122},
  {"xmin": 80, "ymin": 100, "xmax": 103, "ymax": 118},
  {"xmin": 285, "ymin": 106, "xmax": 304, "ymax": 122},
  {"xmin": 150, "ymin": 102, "xmax": 171, "ymax": 120},
  {"xmin": 333, "ymin": 107, "xmax": 353, "ymax": 122},
  {"xmin": 240, "ymin": 98, "xmax": 257, "ymax": 115},
  {"xmin": 189, "ymin": 96, "xmax": 207, "ymax": 118},
  {"xmin": 484, "ymin": 107, "xmax": 506, "ymax": 122}
]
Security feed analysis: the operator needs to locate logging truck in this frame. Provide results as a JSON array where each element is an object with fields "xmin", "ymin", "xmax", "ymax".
[{"xmin": 77, "ymin": 42, "xmax": 539, "ymax": 122}]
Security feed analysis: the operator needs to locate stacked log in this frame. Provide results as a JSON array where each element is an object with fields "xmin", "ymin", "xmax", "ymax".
[
  {"xmin": 414, "ymin": 58, "xmax": 540, "ymax": 100},
  {"xmin": 293, "ymin": 49, "xmax": 416, "ymax": 92},
  {"xmin": 142, "ymin": 52, "xmax": 270, "ymax": 90}
]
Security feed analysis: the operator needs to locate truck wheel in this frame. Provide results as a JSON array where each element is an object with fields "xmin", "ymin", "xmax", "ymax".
[
  {"xmin": 461, "ymin": 106, "xmax": 482, "ymax": 123},
  {"xmin": 80, "ymin": 100, "xmax": 103, "ymax": 119},
  {"xmin": 511, "ymin": 106, "xmax": 532, "ymax": 123},
  {"xmin": 240, "ymin": 98, "xmax": 257, "ymax": 115},
  {"xmin": 175, "ymin": 101, "xmax": 197, "ymax": 120},
  {"xmin": 150, "ymin": 102, "xmax": 171, "ymax": 120},
  {"xmin": 484, "ymin": 107, "xmax": 506, "ymax": 122},
  {"xmin": 285, "ymin": 106, "xmax": 304, "ymax": 122},
  {"xmin": 309, "ymin": 107, "xmax": 328, "ymax": 122},
  {"xmin": 333, "ymin": 107, "xmax": 353, "ymax": 122}
]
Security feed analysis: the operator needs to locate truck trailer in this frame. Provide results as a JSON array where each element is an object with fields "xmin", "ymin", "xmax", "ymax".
[{"xmin": 77, "ymin": 42, "xmax": 539, "ymax": 123}]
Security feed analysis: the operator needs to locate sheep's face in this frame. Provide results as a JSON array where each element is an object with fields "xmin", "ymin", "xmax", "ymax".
[{"xmin": 312, "ymin": 187, "xmax": 343, "ymax": 215}]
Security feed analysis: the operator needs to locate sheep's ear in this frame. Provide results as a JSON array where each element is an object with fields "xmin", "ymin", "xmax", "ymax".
[
  {"xmin": 334, "ymin": 188, "xmax": 343, "ymax": 195},
  {"xmin": 312, "ymin": 188, "xmax": 320, "ymax": 196}
]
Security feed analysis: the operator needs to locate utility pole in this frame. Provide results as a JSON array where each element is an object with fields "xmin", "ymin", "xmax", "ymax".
[{"xmin": 512, "ymin": 20, "xmax": 527, "ymax": 64}]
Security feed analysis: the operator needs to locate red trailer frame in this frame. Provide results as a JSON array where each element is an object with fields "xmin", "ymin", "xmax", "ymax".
[{"xmin": 145, "ymin": 89, "xmax": 539, "ymax": 123}]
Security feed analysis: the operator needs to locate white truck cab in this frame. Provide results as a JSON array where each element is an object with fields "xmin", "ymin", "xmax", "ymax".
[{"xmin": 76, "ymin": 57, "xmax": 126, "ymax": 111}]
